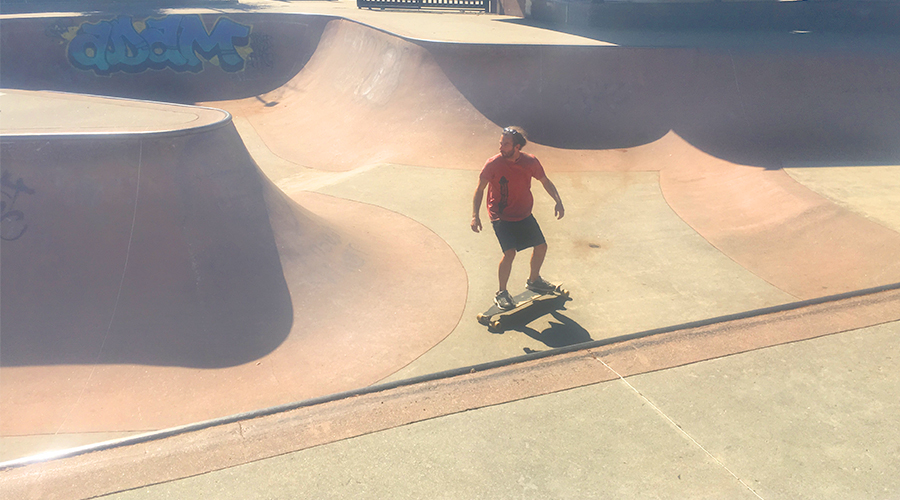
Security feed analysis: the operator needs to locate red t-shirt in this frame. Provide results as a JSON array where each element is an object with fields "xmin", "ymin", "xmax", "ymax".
[{"xmin": 480, "ymin": 153, "xmax": 546, "ymax": 222}]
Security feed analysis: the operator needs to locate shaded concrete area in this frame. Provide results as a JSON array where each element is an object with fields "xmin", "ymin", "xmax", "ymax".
[
  {"xmin": 528, "ymin": 0, "xmax": 900, "ymax": 33},
  {"xmin": 1, "ymin": 111, "xmax": 292, "ymax": 370},
  {"xmin": 0, "ymin": 12, "xmax": 333, "ymax": 103}
]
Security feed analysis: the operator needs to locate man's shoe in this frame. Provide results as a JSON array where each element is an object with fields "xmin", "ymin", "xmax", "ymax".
[
  {"xmin": 526, "ymin": 277, "xmax": 558, "ymax": 294},
  {"xmin": 494, "ymin": 290, "xmax": 516, "ymax": 310}
]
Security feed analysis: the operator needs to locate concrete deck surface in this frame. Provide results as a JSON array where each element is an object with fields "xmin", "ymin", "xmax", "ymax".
[
  {"xmin": 0, "ymin": 89, "xmax": 230, "ymax": 135},
  {"xmin": 101, "ymin": 322, "xmax": 900, "ymax": 500},
  {"xmin": 1, "ymin": 1, "xmax": 899, "ymax": 498}
]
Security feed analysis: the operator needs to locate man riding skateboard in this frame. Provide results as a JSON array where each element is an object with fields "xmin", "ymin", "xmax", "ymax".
[{"xmin": 471, "ymin": 126, "xmax": 565, "ymax": 310}]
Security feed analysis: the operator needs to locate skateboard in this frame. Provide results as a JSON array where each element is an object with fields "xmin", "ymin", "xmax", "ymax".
[{"xmin": 477, "ymin": 285, "xmax": 570, "ymax": 333}]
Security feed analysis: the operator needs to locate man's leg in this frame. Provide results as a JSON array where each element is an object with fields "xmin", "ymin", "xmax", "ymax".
[
  {"xmin": 529, "ymin": 242, "xmax": 547, "ymax": 282},
  {"xmin": 499, "ymin": 248, "xmax": 517, "ymax": 291}
]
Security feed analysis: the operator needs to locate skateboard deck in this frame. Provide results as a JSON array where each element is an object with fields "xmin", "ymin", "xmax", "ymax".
[{"xmin": 477, "ymin": 285, "xmax": 570, "ymax": 332}]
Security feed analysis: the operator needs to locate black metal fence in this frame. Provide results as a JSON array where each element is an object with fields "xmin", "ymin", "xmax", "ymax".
[{"xmin": 357, "ymin": 0, "xmax": 489, "ymax": 12}]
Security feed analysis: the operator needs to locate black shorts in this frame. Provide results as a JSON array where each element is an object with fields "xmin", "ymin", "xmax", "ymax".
[{"xmin": 492, "ymin": 214, "xmax": 546, "ymax": 253}]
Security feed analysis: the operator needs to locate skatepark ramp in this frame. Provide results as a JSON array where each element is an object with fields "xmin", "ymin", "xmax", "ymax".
[{"xmin": 1, "ymin": 93, "xmax": 293, "ymax": 369}]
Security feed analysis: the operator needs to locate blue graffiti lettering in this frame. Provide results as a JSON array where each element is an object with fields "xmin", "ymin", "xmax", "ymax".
[
  {"xmin": 107, "ymin": 17, "xmax": 151, "ymax": 71},
  {"xmin": 143, "ymin": 16, "xmax": 188, "ymax": 68},
  {"xmin": 69, "ymin": 21, "xmax": 113, "ymax": 72},
  {"xmin": 67, "ymin": 15, "xmax": 251, "ymax": 75},
  {"xmin": 179, "ymin": 16, "xmax": 250, "ymax": 73}
]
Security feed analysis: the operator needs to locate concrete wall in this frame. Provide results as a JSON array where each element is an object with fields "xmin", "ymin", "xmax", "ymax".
[
  {"xmin": 527, "ymin": 0, "xmax": 900, "ymax": 31},
  {"xmin": 0, "ymin": 13, "xmax": 330, "ymax": 103}
]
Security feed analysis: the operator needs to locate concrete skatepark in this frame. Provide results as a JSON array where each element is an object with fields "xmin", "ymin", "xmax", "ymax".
[{"xmin": 1, "ymin": 0, "xmax": 899, "ymax": 498}]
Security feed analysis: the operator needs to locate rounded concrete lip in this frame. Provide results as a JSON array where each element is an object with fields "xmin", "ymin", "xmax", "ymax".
[{"xmin": 0, "ymin": 89, "xmax": 231, "ymax": 137}]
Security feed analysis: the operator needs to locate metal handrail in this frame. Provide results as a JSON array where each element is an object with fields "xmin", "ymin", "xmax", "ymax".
[{"xmin": 357, "ymin": 0, "xmax": 489, "ymax": 13}]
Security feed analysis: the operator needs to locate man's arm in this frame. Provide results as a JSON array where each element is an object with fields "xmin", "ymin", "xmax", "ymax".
[
  {"xmin": 471, "ymin": 177, "xmax": 489, "ymax": 232},
  {"xmin": 539, "ymin": 176, "xmax": 565, "ymax": 219}
]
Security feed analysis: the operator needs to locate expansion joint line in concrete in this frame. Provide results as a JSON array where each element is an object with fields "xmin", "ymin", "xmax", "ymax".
[
  {"xmin": 53, "ymin": 140, "xmax": 144, "ymax": 436},
  {"xmin": 589, "ymin": 351, "xmax": 766, "ymax": 500}
]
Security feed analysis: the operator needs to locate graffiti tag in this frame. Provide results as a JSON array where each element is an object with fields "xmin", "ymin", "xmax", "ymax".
[
  {"xmin": 67, "ymin": 15, "xmax": 252, "ymax": 75},
  {"xmin": 1, "ymin": 171, "xmax": 35, "ymax": 241}
]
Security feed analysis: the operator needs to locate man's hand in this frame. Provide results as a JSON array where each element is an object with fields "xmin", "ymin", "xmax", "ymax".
[
  {"xmin": 472, "ymin": 178, "xmax": 488, "ymax": 233},
  {"xmin": 539, "ymin": 176, "xmax": 565, "ymax": 220},
  {"xmin": 555, "ymin": 202, "xmax": 565, "ymax": 220}
]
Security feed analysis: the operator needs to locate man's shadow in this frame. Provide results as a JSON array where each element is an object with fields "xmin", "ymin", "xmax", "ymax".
[
  {"xmin": 518, "ymin": 311, "xmax": 593, "ymax": 353},
  {"xmin": 492, "ymin": 298, "xmax": 592, "ymax": 351}
]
